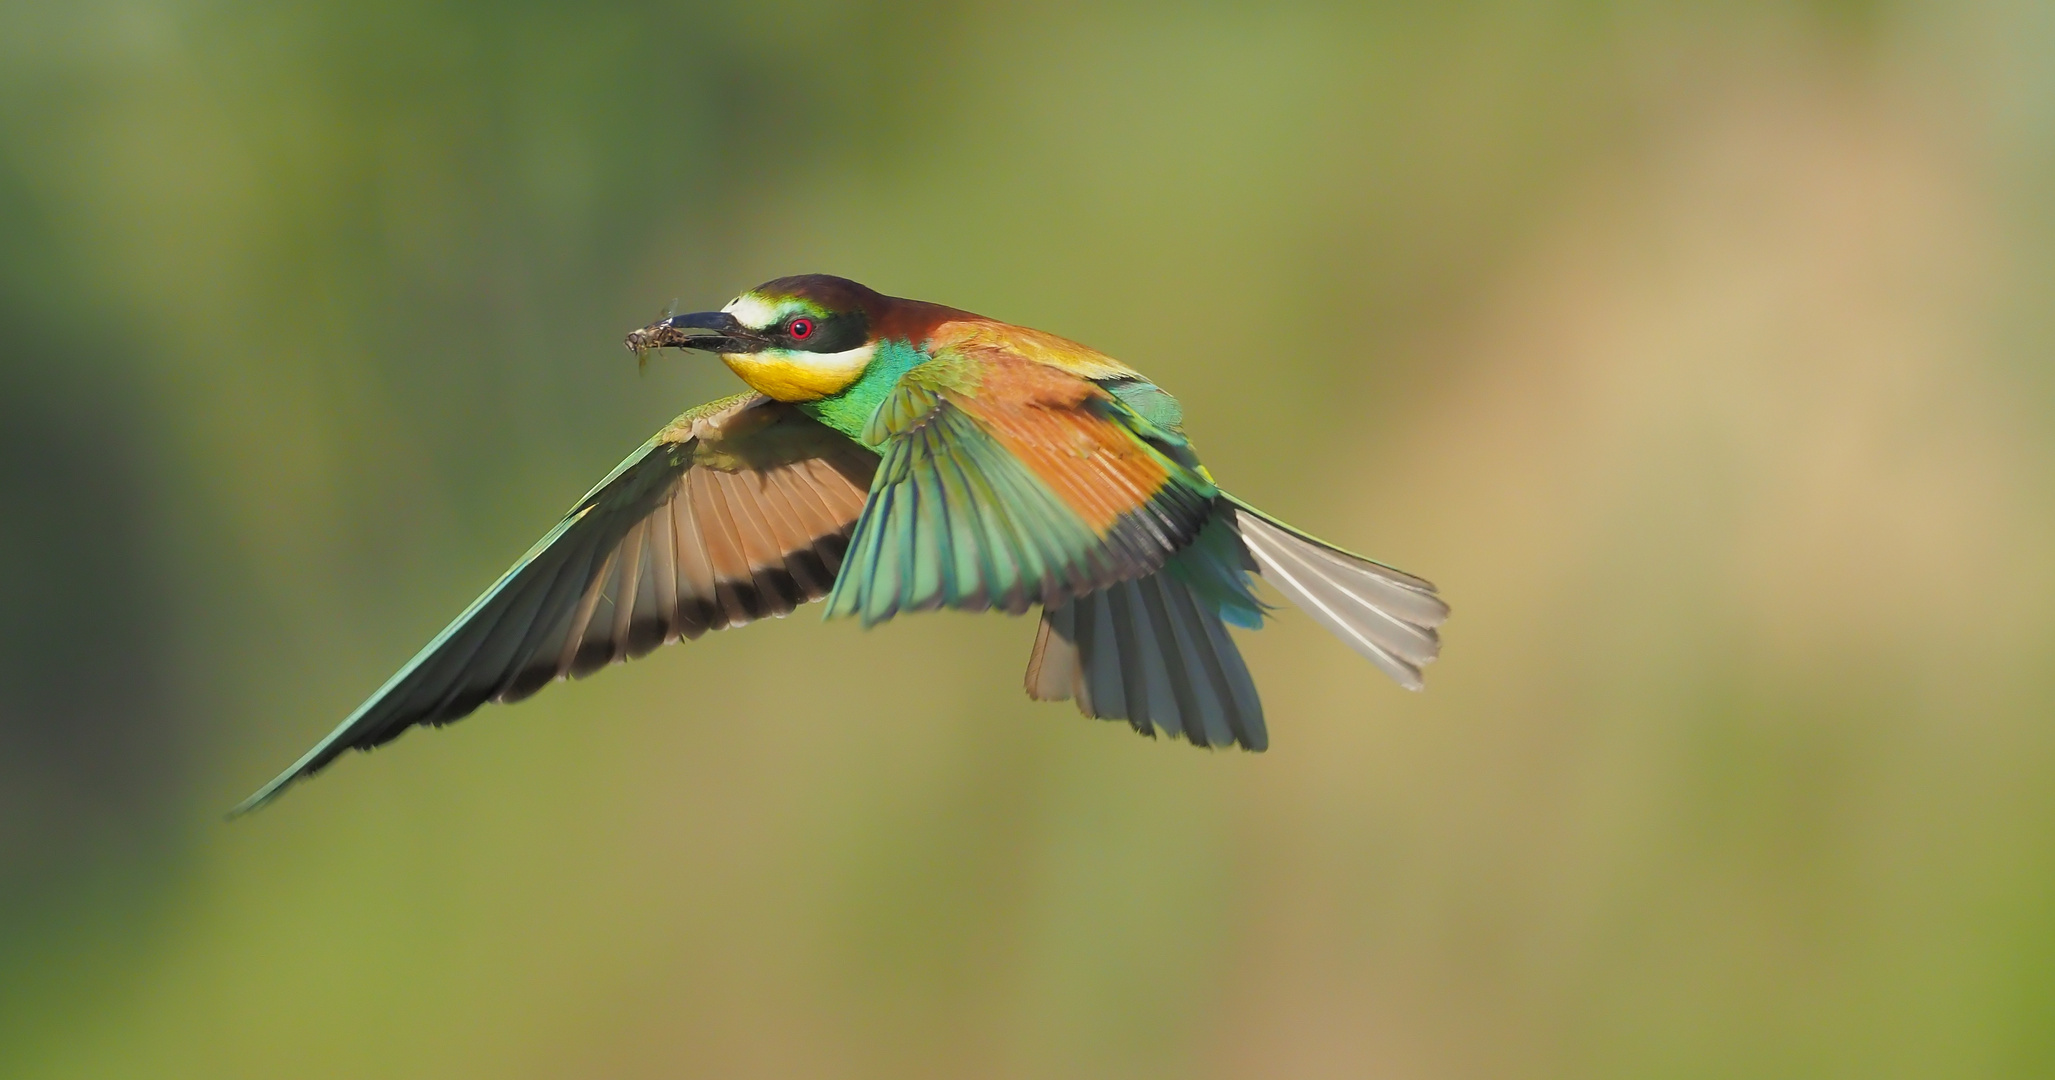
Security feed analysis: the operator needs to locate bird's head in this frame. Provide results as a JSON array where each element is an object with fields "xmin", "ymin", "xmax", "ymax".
[{"xmin": 629, "ymin": 274, "xmax": 890, "ymax": 402}]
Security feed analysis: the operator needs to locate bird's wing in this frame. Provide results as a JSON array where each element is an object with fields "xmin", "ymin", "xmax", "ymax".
[
  {"xmin": 824, "ymin": 327, "xmax": 1218, "ymax": 625},
  {"xmin": 1025, "ymin": 513, "xmax": 1268, "ymax": 751},
  {"xmin": 235, "ymin": 393, "xmax": 875, "ymax": 812}
]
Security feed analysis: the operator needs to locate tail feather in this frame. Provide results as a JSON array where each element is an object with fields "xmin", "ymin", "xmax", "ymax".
[
  {"xmin": 1026, "ymin": 570, "xmax": 1267, "ymax": 750},
  {"xmin": 1023, "ymin": 496, "xmax": 1444, "ymax": 748},
  {"xmin": 1225, "ymin": 497, "xmax": 1447, "ymax": 690}
]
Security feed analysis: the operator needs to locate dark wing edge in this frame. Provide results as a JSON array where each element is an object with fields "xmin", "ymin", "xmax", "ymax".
[
  {"xmin": 1025, "ymin": 566, "xmax": 1267, "ymax": 751},
  {"xmin": 231, "ymin": 395, "xmax": 876, "ymax": 814}
]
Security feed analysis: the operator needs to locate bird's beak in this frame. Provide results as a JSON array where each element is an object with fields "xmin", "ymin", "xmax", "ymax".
[
  {"xmin": 666, "ymin": 310, "xmax": 768, "ymax": 353},
  {"xmin": 622, "ymin": 310, "xmax": 767, "ymax": 357}
]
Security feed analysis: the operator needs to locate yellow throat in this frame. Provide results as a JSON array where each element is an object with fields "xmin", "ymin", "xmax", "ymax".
[{"xmin": 719, "ymin": 344, "xmax": 874, "ymax": 403}]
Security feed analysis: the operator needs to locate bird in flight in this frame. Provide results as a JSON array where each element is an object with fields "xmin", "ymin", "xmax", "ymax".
[{"xmin": 234, "ymin": 275, "xmax": 1447, "ymax": 813}]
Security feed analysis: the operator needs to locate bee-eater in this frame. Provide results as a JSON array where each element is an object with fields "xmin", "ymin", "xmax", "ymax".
[{"xmin": 234, "ymin": 275, "xmax": 1447, "ymax": 812}]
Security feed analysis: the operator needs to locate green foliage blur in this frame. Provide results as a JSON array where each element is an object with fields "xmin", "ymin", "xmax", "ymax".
[{"xmin": 5, "ymin": 1, "xmax": 2055, "ymax": 1076}]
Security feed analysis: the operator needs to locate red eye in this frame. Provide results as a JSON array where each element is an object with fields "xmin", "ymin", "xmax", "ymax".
[{"xmin": 787, "ymin": 317, "xmax": 815, "ymax": 340}]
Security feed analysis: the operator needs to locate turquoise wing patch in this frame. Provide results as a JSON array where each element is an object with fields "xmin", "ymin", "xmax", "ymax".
[
  {"xmin": 828, "ymin": 377, "xmax": 1216, "ymax": 625},
  {"xmin": 832, "ymin": 385, "xmax": 1108, "ymax": 623}
]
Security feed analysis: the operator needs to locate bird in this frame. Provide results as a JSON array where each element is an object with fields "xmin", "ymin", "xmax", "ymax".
[{"xmin": 233, "ymin": 274, "xmax": 1447, "ymax": 813}]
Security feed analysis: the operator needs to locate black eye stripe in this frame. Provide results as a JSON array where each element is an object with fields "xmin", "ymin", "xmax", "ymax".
[{"xmin": 770, "ymin": 310, "xmax": 866, "ymax": 352}]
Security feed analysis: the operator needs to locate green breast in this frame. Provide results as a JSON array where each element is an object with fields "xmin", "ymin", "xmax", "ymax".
[{"xmin": 799, "ymin": 337, "xmax": 929, "ymax": 445}]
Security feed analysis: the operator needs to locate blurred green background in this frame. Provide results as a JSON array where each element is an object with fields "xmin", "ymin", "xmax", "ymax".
[{"xmin": 4, "ymin": 1, "xmax": 2055, "ymax": 1076}]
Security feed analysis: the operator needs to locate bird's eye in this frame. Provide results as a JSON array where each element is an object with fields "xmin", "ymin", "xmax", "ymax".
[{"xmin": 787, "ymin": 317, "xmax": 815, "ymax": 340}]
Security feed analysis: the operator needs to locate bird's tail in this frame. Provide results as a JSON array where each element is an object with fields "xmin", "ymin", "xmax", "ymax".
[
  {"xmin": 1223, "ymin": 495, "xmax": 1447, "ymax": 689},
  {"xmin": 1023, "ymin": 498, "xmax": 1445, "ymax": 750},
  {"xmin": 1025, "ymin": 564, "xmax": 1267, "ymax": 751}
]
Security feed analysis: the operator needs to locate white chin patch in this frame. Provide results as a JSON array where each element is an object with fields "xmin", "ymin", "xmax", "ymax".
[{"xmin": 722, "ymin": 294, "xmax": 783, "ymax": 332}]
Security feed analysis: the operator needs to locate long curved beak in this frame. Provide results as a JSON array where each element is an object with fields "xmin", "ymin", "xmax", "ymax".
[{"xmin": 623, "ymin": 310, "xmax": 766, "ymax": 356}]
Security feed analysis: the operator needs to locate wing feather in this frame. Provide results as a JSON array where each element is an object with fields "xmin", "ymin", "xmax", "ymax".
[
  {"xmin": 669, "ymin": 487, "xmax": 718, "ymax": 636},
  {"xmin": 1025, "ymin": 557, "xmax": 1268, "ymax": 751},
  {"xmin": 609, "ymin": 520, "xmax": 648, "ymax": 662},
  {"xmin": 827, "ymin": 355, "xmax": 1215, "ymax": 625},
  {"xmin": 235, "ymin": 395, "xmax": 877, "ymax": 812},
  {"xmin": 646, "ymin": 498, "xmax": 681, "ymax": 640}
]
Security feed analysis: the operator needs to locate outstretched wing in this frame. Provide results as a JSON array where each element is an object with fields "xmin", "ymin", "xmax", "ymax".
[
  {"xmin": 235, "ymin": 394, "xmax": 875, "ymax": 812},
  {"xmin": 825, "ymin": 325, "xmax": 1219, "ymax": 625}
]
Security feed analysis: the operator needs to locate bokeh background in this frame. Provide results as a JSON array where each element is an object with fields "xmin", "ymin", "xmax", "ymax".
[{"xmin": 4, "ymin": 1, "xmax": 2055, "ymax": 1076}]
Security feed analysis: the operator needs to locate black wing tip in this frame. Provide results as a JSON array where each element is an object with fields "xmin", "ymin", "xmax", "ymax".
[
  {"xmin": 1113, "ymin": 710, "xmax": 1268, "ymax": 752},
  {"xmin": 224, "ymin": 736, "xmax": 361, "ymax": 818},
  {"xmin": 226, "ymin": 771, "xmax": 299, "ymax": 818},
  {"xmin": 227, "ymin": 759, "xmax": 327, "ymax": 818}
]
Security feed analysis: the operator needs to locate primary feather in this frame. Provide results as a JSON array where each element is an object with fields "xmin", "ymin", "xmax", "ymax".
[{"xmin": 234, "ymin": 395, "xmax": 874, "ymax": 813}]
